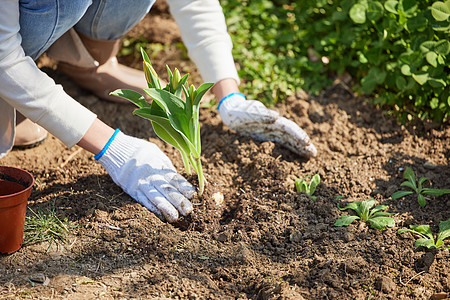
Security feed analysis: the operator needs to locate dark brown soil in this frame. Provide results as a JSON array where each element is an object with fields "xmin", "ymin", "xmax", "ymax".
[{"xmin": 1, "ymin": 2, "xmax": 449, "ymax": 299}]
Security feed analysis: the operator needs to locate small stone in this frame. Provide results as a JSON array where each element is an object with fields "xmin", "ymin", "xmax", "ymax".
[
  {"xmin": 217, "ymin": 232, "xmax": 228, "ymax": 242},
  {"xmin": 29, "ymin": 273, "xmax": 50, "ymax": 286},
  {"xmin": 289, "ymin": 231, "xmax": 302, "ymax": 243},
  {"xmin": 29, "ymin": 273, "xmax": 46, "ymax": 283},
  {"xmin": 375, "ymin": 276, "xmax": 396, "ymax": 293},
  {"xmin": 430, "ymin": 292, "xmax": 449, "ymax": 300},
  {"xmin": 423, "ymin": 161, "xmax": 436, "ymax": 170},
  {"xmin": 212, "ymin": 192, "xmax": 224, "ymax": 206},
  {"xmin": 343, "ymin": 232, "xmax": 354, "ymax": 242}
]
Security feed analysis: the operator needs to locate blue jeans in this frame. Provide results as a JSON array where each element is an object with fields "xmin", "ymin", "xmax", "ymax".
[{"xmin": 19, "ymin": 0, "xmax": 155, "ymax": 60}]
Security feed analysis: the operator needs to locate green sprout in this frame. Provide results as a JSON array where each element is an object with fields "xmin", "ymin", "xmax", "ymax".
[
  {"xmin": 392, "ymin": 167, "xmax": 450, "ymax": 207},
  {"xmin": 111, "ymin": 48, "xmax": 213, "ymax": 196},
  {"xmin": 334, "ymin": 199, "xmax": 396, "ymax": 231},
  {"xmin": 23, "ymin": 207, "xmax": 75, "ymax": 252},
  {"xmin": 397, "ymin": 218, "xmax": 450, "ymax": 249},
  {"xmin": 295, "ymin": 174, "xmax": 320, "ymax": 201}
]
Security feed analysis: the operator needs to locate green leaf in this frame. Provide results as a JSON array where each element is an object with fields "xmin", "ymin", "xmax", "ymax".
[
  {"xmin": 193, "ymin": 83, "xmax": 214, "ymax": 107},
  {"xmin": 422, "ymin": 188, "xmax": 450, "ymax": 197},
  {"xmin": 434, "ymin": 40, "xmax": 450, "ymax": 55},
  {"xmin": 367, "ymin": 1, "xmax": 384, "ymax": 21},
  {"xmin": 334, "ymin": 215, "xmax": 360, "ymax": 227},
  {"xmin": 144, "ymin": 88, "xmax": 191, "ymax": 138},
  {"xmin": 396, "ymin": 76, "xmax": 407, "ymax": 90},
  {"xmin": 309, "ymin": 174, "xmax": 321, "ymax": 195},
  {"xmin": 368, "ymin": 216, "xmax": 396, "ymax": 230},
  {"xmin": 295, "ymin": 179, "xmax": 308, "ymax": 193},
  {"xmin": 371, "ymin": 211, "xmax": 395, "ymax": 218},
  {"xmin": 361, "ymin": 68, "xmax": 386, "ymax": 94},
  {"xmin": 431, "ymin": 1, "xmax": 450, "ymax": 21},
  {"xmin": 401, "ymin": 64, "xmax": 412, "ymax": 76},
  {"xmin": 406, "ymin": 15, "xmax": 428, "ymax": 31},
  {"xmin": 431, "ymin": 19, "xmax": 450, "ymax": 31},
  {"xmin": 369, "ymin": 205, "xmax": 390, "ymax": 216},
  {"xmin": 349, "ymin": 4, "xmax": 367, "ymax": 24},
  {"xmin": 392, "ymin": 190, "xmax": 414, "ymax": 199},
  {"xmin": 166, "ymin": 65, "xmax": 173, "ymax": 89},
  {"xmin": 385, "ymin": 0, "xmax": 399, "ymax": 14},
  {"xmin": 174, "ymin": 74, "xmax": 189, "ymax": 99},
  {"xmin": 133, "ymin": 107, "xmax": 190, "ymax": 155},
  {"xmin": 428, "ymin": 78, "xmax": 447, "ymax": 88},
  {"xmin": 397, "ymin": 228, "xmax": 425, "ymax": 238},
  {"xmin": 398, "ymin": 0, "xmax": 418, "ymax": 17},
  {"xmin": 152, "ymin": 122, "xmax": 185, "ymax": 153},
  {"xmin": 110, "ymin": 89, "xmax": 150, "ymax": 108},
  {"xmin": 426, "ymin": 52, "xmax": 438, "ymax": 67},
  {"xmin": 141, "ymin": 48, "xmax": 161, "ymax": 89},
  {"xmin": 417, "ymin": 177, "xmax": 429, "ymax": 189},
  {"xmin": 437, "ymin": 219, "xmax": 450, "ymax": 243},
  {"xmin": 401, "ymin": 180, "xmax": 417, "ymax": 190},
  {"xmin": 417, "ymin": 194, "xmax": 427, "ymax": 207},
  {"xmin": 337, "ymin": 202, "xmax": 359, "ymax": 211},
  {"xmin": 414, "ymin": 238, "xmax": 437, "ymax": 249},
  {"xmin": 412, "ymin": 72, "xmax": 429, "ymax": 85},
  {"xmin": 403, "ymin": 167, "xmax": 416, "ymax": 182},
  {"xmin": 410, "ymin": 224, "xmax": 434, "ymax": 239},
  {"xmin": 359, "ymin": 199, "xmax": 375, "ymax": 221},
  {"xmin": 420, "ymin": 41, "xmax": 436, "ymax": 53}
]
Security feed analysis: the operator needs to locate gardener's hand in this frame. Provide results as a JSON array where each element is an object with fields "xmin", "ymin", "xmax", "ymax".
[
  {"xmin": 95, "ymin": 130, "xmax": 195, "ymax": 222},
  {"xmin": 218, "ymin": 93, "xmax": 317, "ymax": 157}
]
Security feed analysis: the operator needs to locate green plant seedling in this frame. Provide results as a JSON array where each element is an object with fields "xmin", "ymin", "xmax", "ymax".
[
  {"xmin": 392, "ymin": 167, "xmax": 450, "ymax": 207},
  {"xmin": 111, "ymin": 48, "xmax": 213, "ymax": 196},
  {"xmin": 23, "ymin": 207, "xmax": 76, "ymax": 253},
  {"xmin": 295, "ymin": 174, "xmax": 320, "ymax": 201},
  {"xmin": 397, "ymin": 218, "xmax": 450, "ymax": 249},
  {"xmin": 334, "ymin": 199, "xmax": 395, "ymax": 231}
]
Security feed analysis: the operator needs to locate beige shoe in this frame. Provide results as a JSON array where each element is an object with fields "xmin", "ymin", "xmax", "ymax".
[
  {"xmin": 56, "ymin": 32, "xmax": 148, "ymax": 103},
  {"xmin": 14, "ymin": 113, "xmax": 48, "ymax": 148}
]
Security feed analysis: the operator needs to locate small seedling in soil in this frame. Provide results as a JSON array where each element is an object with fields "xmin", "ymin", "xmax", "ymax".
[
  {"xmin": 295, "ymin": 174, "xmax": 320, "ymax": 201},
  {"xmin": 23, "ymin": 207, "xmax": 75, "ymax": 252},
  {"xmin": 397, "ymin": 218, "xmax": 450, "ymax": 250},
  {"xmin": 334, "ymin": 199, "xmax": 396, "ymax": 231},
  {"xmin": 392, "ymin": 167, "xmax": 450, "ymax": 207},
  {"xmin": 111, "ymin": 48, "xmax": 213, "ymax": 196}
]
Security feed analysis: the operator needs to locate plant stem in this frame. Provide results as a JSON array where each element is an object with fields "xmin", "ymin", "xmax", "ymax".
[
  {"xmin": 180, "ymin": 150, "xmax": 191, "ymax": 175},
  {"xmin": 194, "ymin": 157, "xmax": 205, "ymax": 196}
]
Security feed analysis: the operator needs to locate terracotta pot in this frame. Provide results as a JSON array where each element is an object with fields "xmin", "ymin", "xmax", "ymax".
[{"xmin": 0, "ymin": 166, "xmax": 34, "ymax": 254}]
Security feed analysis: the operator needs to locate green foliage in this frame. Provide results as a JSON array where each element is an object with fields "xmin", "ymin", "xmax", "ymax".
[
  {"xmin": 392, "ymin": 167, "xmax": 450, "ymax": 207},
  {"xmin": 221, "ymin": 0, "xmax": 450, "ymax": 123},
  {"xmin": 295, "ymin": 174, "xmax": 320, "ymax": 200},
  {"xmin": 334, "ymin": 198, "xmax": 396, "ymax": 230},
  {"xmin": 23, "ymin": 207, "xmax": 75, "ymax": 252},
  {"xmin": 397, "ymin": 218, "xmax": 450, "ymax": 249},
  {"xmin": 111, "ymin": 48, "xmax": 213, "ymax": 196}
]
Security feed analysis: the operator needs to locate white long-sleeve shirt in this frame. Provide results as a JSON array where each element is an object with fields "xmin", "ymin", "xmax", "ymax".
[{"xmin": 0, "ymin": 0, "xmax": 239, "ymax": 158}]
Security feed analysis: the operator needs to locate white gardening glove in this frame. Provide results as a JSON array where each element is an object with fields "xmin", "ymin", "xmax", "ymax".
[
  {"xmin": 218, "ymin": 93, "xmax": 317, "ymax": 157},
  {"xmin": 95, "ymin": 130, "xmax": 195, "ymax": 222}
]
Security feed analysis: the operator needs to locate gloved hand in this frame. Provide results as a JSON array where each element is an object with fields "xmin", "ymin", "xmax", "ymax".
[
  {"xmin": 218, "ymin": 93, "xmax": 317, "ymax": 157},
  {"xmin": 95, "ymin": 130, "xmax": 195, "ymax": 222}
]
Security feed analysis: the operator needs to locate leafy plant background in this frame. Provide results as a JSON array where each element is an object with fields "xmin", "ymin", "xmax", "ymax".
[{"xmin": 221, "ymin": 0, "xmax": 450, "ymax": 123}]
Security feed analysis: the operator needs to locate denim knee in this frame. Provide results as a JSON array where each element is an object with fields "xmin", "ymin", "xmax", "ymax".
[
  {"xmin": 19, "ymin": 0, "xmax": 93, "ymax": 60},
  {"xmin": 74, "ymin": 0, "xmax": 156, "ymax": 40}
]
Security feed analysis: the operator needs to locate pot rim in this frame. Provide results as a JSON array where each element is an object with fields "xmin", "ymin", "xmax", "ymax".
[{"xmin": 0, "ymin": 165, "xmax": 35, "ymax": 199}]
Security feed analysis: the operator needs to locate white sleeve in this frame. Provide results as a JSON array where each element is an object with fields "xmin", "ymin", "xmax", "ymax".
[
  {"xmin": 167, "ymin": 0, "xmax": 240, "ymax": 85},
  {"xmin": 0, "ymin": 0, "xmax": 97, "ymax": 148}
]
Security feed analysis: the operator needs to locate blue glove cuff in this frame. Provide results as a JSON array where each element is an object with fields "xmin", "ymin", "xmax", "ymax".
[
  {"xmin": 217, "ymin": 92, "xmax": 246, "ymax": 110},
  {"xmin": 94, "ymin": 129, "xmax": 120, "ymax": 161}
]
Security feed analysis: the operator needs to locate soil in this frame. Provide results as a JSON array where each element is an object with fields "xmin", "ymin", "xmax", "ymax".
[{"xmin": 1, "ymin": 2, "xmax": 449, "ymax": 299}]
